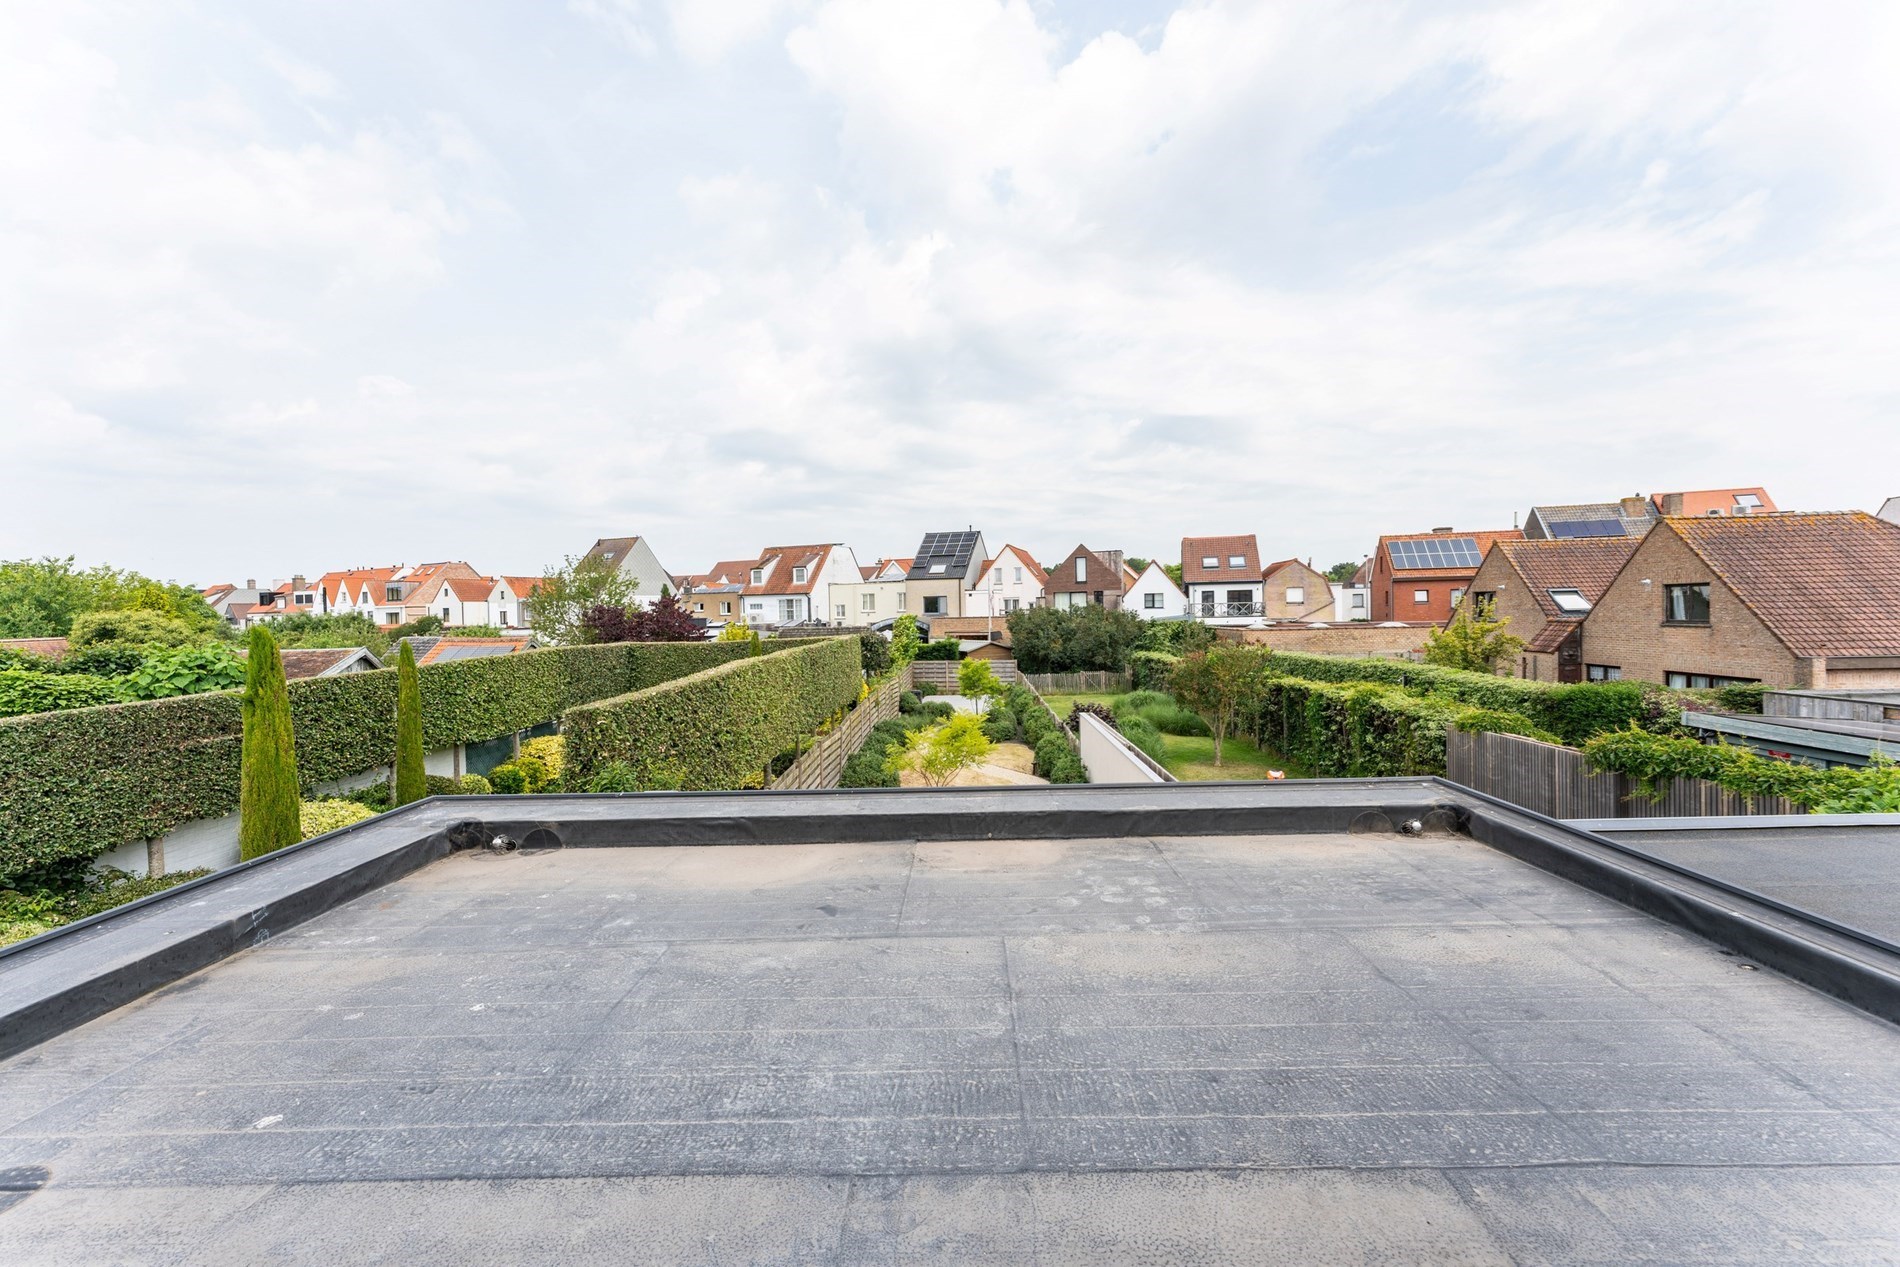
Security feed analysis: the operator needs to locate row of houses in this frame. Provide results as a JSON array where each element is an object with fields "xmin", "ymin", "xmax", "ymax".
[{"xmin": 202, "ymin": 562, "xmax": 545, "ymax": 632}]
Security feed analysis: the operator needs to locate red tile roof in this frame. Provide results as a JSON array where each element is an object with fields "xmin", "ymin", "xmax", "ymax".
[
  {"xmin": 1182, "ymin": 536, "xmax": 1260, "ymax": 585},
  {"xmin": 744, "ymin": 545, "xmax": 833, "ymax": 595},
  {"xmin": 1492, "ymin": 536, "xmax": 1642, "ymax": 621},
  {"xmin": 972, "ymin": 546, "xmax": 1048, "ymax": 589},
  {"xmin": 1665, "ymin": 512, "xmax": 1900, "ymax": 658},
  {"xmin": 445, "ymin": 576, "xmax": 496, "ymax": 602},
  {"xmin": 415, "ymin": 637, "xmax": 535, "ymax": 666},
  {"xmin": 500, "ymin": 576, "xmax": 543, "ymax": 597}
]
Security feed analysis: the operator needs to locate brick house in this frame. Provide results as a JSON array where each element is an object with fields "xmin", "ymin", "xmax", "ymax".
[
  {"xmin": 1462, "ymin": 537, "xmax": 1642, "ymax": 682},
  {"xmin": 1577, "ymin": 512, "xmax": 1900, "ymax": 689},
  {"xmin": 1047, "ymin": 544, "xmax": 1127, "ymax": 611},
  {"xmin": 1650, "ymin": 487, "xmax": 1776, "ymax": 518},
  {"xmin": 1260, "ymin": 558, "xmax": 1335, "ymax": 622},
  {"xmin": 1368, "ymin": 528, "xmax": 1522, "ymax": 623},
  {"xmin": 1181, "ymin": 535, "xmax": 1262, "ymax": 623}
]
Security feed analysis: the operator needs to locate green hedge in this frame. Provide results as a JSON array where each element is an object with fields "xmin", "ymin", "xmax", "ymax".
[
  {"xmin": 1583, "ymin": 729, "xmax": 1900, "ymax": 811},
  {"xmin": 0, "ymin": 640, "xmax": 766, "ymax": 885},
  {"xmin": 565, "ymin": 637, "xmax": 863, "ymax": 790},
  {"xmin": 1252, "ymin": 678, "xmax": 1467, "ymax": 777}
]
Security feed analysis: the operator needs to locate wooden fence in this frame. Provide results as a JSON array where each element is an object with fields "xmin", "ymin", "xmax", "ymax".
[
  {"xmin": 1446, "ymin": 727, "xmax": 1803, "ymax": 819},
  {"xmin": 1022, "ymin": 670, "xmax": 1132, "ymax": 695},
  {"xmin": 767, "ymin": 677, "xmax": 904, "ymax": 791},
  {"xmin": 907, "ymin": 660, "xmax": 1021, "ymax": 690}
]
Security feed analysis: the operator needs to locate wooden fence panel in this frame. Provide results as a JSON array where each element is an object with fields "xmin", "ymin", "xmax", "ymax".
[
  {"xmin": 767, "ymin": 678, "xmax": 902, "ymax": 791},
  {"xmin": 1446, "ymin": 727, "xmax": 1801, "ymax": 819},
  {"xmin": 907, "ymin": 660, "xmax": 1021, "ymax": 689},
  {"xmin": 1023, "ymin": 671, "xmax": 1132, "ymax": 695}
]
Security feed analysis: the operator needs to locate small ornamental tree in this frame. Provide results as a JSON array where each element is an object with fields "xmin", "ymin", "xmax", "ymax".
[
  {"xmin": 958, "ymin": 657, "xmax": 1003, "ymax": 700},
  {"xmin": 578, "ymin": 592, "xmax": 705, "ymax": 643},
  {"xmin": 859, "ymin": 629, "xmax": 892, "ymax": 678},
  {"xmin": 1421, "ymin": 598, "xmax": 1524, "ymax": 675},
  {"xmin": 238, "ymin": 626, "xmax": 301, "ymax": 860},
  {"xmin": 393, "ymin": 640, "xmax": 426, "ymax": 806},
  {"xmin": 886, "ymin": 712, "xmax": 993, "ymax": 786},
  {"xmin": 889, "ymin": 613, "xmax": 922, "ymax": 667},
  {"xmin": 1170, "ymin": 645, "xmax": 1271, "ymax": 767}
]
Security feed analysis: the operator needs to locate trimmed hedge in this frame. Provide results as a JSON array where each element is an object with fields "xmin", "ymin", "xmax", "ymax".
[
  {"xmin": 565, "ymin": 637, "xmax": 863, "ymax": 791},
  {"xmin": 1583, "ymin": 728, "xmax": 1900, "ymax": 811},
  {"xmin": 0, "ymin": 640, "xmax": 776, "ymax": 885}
]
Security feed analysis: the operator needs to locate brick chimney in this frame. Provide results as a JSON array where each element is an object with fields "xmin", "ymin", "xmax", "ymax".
[
  {"xmin": 244, "ymin": 578, "xmax": 256, "ymax": 589},
  {"xmin": 1659, "ymin": 493, "xmax": 1684, "ymax": 516},
  {"xmin": 1620, "ymin": 496, "xmax": 1648, "ymax": 518}
]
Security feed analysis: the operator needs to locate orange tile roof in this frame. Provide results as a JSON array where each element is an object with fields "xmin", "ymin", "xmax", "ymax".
[
  {"xmin": 415, "ymin": 637, "xmax": 535, "ymax": 666},
  {"xmin": 501, "ymin": 576, "xmax": 543, "ymax": 596},
  {"xmin": 1665, "ymin": 512, "xmax": 1900, "ymax": 658},
  {"xmin": 445, "ymin": 576, "xmax": 496, "ymax": 602},
  {"xmin": 1182, "ymin": 536, "xmax": 1260, "ymax": 585},
  {"xmin": 1651, "ymin": 487, "xmax": 1776, "ymax": 517},
  {"xmin": 1493, "ymin": 536, "xmax": 1642, "ymax": 620},
  {"xmin": 744, "ymin": 545, "xmax": 832, "ymax": 595},
  {"xmin": 971, "ymin": 546, "xmax": 1048, "ymax": 589}
]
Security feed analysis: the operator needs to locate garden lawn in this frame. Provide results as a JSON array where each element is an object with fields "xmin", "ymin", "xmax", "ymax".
[{"xmin": 1038, "ymin": 691, "xmax": 1309, "ymax": 782}]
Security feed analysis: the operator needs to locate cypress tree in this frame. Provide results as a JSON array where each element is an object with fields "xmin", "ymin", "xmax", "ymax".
[
  {"xmin": 238, "ymin": 625, "xmax": 301, "ymax": 860},
  {"xmin": 393, "ymin": 639, "xmax": 426, "ymax": 806}
]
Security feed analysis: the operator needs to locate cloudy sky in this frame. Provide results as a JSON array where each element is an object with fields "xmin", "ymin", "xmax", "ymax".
[{"xmin": 3, "ymin": 1, "xmax": 1896, "ymax": 585}]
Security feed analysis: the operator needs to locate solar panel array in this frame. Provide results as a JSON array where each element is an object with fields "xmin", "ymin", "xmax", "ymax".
[
  {"xmin": 1548, "ymin": 518, "xmax": 1626, "ymax": 539},
  {"xmin": 907, "ymin": 531, "xmax": 981, "ymax": 578},
  {"xmin": 1386, "ymin": 537, "xmax": 1484, "ymax": 570}
]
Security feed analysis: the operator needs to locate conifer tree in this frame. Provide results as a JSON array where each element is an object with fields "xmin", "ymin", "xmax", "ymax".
[
  {"xmin": 393, "ymin": 639, "xmax": 426, "ymax": 806},
  {"xmin": 238, "ymin": 625, "xmax": 301, "ymax": 859}
]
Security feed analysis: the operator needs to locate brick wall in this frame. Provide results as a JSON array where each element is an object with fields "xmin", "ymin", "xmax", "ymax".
[
  {"xmin": 1223, "ymin": 623, "xmax": 1431, "ymax": 657},
  {"xmin": 1578, "ymin": 526, "xmax": 1801, "ymax": 687}
]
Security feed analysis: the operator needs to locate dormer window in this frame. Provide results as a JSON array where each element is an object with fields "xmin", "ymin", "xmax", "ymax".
[
  {"xmin": 1202, "ymin": 556, "xmax": 1218, "ymax": 568},
  {"xmin": 750, "ymin": 568, "xmax": 764, "ymax": 585},
  {"xmin": 792, "ymin": 566, "xmax": 807, "ymax": 584},
  {"xmin": 385, "ymin": 585, "xmax": 402, "ymax": 602}
]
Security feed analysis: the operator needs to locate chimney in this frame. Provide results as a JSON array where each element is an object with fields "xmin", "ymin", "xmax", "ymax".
[
  {"xmin": 1620, "ymin": 496, "xmax": 1648, "ymax": 517},
  {"xmin": 291, "ymin": 574, "xmax": 306, "ymax": 590},
  {"xmin": 1660, "ymin": 493, "xmax": 1684, "ymax": 516},
  {"xmin": 1431, "ymin": 526, "xmax": 1454, "ymax": 535},
  {"xmin": 245, "ymin": 578, "xmax": 256, "ymax": 589}
]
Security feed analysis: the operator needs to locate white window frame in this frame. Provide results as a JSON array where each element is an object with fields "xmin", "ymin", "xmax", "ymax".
[
  {"xmin": 1285, "ymin": 587, "xmax": 1304, "ymax": 605},
  {"xmin": 750, "ymin": 568, "xmax": 764, "ymax": 585},
  {"xmin": 792, "ymin": 566, "xmax": 807, "ymax": 585},
  {"xmin": 1075, "ymin": 557, "xmax": 1087, "ymax": 583},
  {"xmin": 1201, "ymin": 556, "xmax": 1218, "ymax": 569},
  {"xmin": 860, "ymin": 593, "xmax": 876, "ymax": 613},
  {"xmin": 1228, "ymin": 555, "xmax": 1245, "ymax": 568},
  {"xmin": 1414, "ymin": 589, "xmax": 1429, "ymax": 603}
]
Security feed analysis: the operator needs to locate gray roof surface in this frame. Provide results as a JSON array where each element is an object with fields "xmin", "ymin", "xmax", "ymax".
[{"xmin": 4, "ymin": 829, "xmax": 1900, "ymax": 1262}]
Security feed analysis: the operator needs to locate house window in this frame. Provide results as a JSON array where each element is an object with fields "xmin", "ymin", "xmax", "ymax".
[
  {"xmin": 860, "ymin": 593, "xmax": 876, "ymax": 612},
  {"xmin": 1226, "ymin": 590, "xmax": 1251, "ymax": 610},
  {"xmin": 1665, "ymin": 671, "xmax": 1759, "ymax": 689},
  {"xmin": 1548, "ymin": 588, "xmax": 1592, "ymax": 614},
  {"xmin": 1351, "ymin": 593, "xmax": 1366, "ymax": 608},
  {"xmin": 792, "ymin": 566, "xmax": 807, "ymax": 584},
  {"xmin": 1664, "ymin": 583, "xmax": 1711, "ymax": 624},
  {"xmin": 720, "ymin": 601, "xmax": 731, "ymax": 615},
  {"xmin": 441, "ymin": 607, "xmax": 450, "ymax": 620},
  {"xmin": 778, "ymin": 599, "xmax": 798, "ymax": 622},
  {"xmin": 1144, "ymin": 592, "xmax": 1163, "ymax": 609},
  {"xmin": 1004, "ymin": 598, "xmax": 1021, "ymax": 612},
  {"xmin": 385, "ymin": 586, "xmax": 403, "ymax": 602},
  {"xmin": 499, "ymin": 610, "xmax": 510, "ymax": 625},
  {"xmin": 1587, "ymin": 665, "xmax": 1622, "ymax": 681},
  {"xmin": 1201, "ymin": 556, "xmax": 1218, "ymax": 569},
  {"xmin": 928, "ymin": 563, "xmax": 948, "ymax": 575},
  {"xmin": 1413, "ymin": 589, "xmax": 1429, "ymax": 603},
  {"xmin": 295, "ymin": 593, "xmax": 313, "ymax": 606},
  {"xmin": 750, "ymin": 568, "xmax": 764, "ymax": 585},
  {"xmin": 385, "ymin": 612, "xmax": 400, "ymax": 625},
  {"xmin": 1228, "ymin": 555, "xmax": 1245, "ymax": 567},
  {"xmin": 835, "ymin": 604, "xmax": 846, "ymax": 622},
  {"xmin": 1013, "ymin": 567, "xmax": 1022, "ymax": 583},
  {"xmin": 924, "ymin": 595, "xmax": 946, "ymax": 615},
  {"xmin": 897, "ymin": 592, "xmax": 907, "ymax": 611},
  {"xmin": 1075, "ymin": 558, "xmax": 1087, "ymax": 583},
  {"xmin": 1450, "ymin": 587, "xmax": 1465, "ymax": 607},
  {"xmin": 1199, "ymin": 590, "xmax": 1215, "ymax": 615},
  {"xmin": 1472, "ymin": 590, "xmax": 1496, "ymax": 608},
  {"xmin": 1285, "ymin": 587, "xmax": 1304, "ymax": 605}
]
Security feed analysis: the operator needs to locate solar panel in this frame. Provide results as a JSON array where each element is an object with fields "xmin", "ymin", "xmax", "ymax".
[
  {"xmin": 1548, "ymin": 518, "xmax": 1625, "ymax": 539},
  {"xmin": 907, "ymin": 530, "xmax": 981, "ymax": 578},
  {"xmin": 428, "ymin": 645, "xmax": 518, "ymax": 662},
  {"xmin": 1387, "ymin": 537, "xmax": 1482, "ymax": 570}
]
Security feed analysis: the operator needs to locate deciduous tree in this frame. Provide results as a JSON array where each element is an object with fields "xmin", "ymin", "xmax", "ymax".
[
  {"xmin": 886, "ymin": 713, "xmax": 993, "ymax": 786},
  {"xmin": 1421, "ymin": 598, "xmax": 1524, "ymax": 674},
  {"xmin": 1170, "ymin": 645, "xmax": 1271, "ymax": 767}
]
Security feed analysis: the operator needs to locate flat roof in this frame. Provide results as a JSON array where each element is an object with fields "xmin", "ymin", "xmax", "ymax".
[{"xmin": 4, "ymin": 799, "xmax": 1900, "ymax": 1261}]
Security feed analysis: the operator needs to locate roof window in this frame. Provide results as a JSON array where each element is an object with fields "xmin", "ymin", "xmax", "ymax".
[{"xmin": 1548, "ymin": 589, "xmax": 1592, "ymax": 614}]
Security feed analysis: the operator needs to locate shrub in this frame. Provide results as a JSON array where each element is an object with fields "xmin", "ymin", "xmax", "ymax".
[
  {"xmin": 520, "ymin": 734, "xmax": 565, "ymax": 779},
  {"xmin": 981, "ymin": 706, "xmax": 1018, "ymax": 743},
  {"xmin": 580, "ymin": 594, "xmax": 706, "ymax": 644},
  {"xmin": 54, "ymin": 645, "xmax": 145, "ymax": 677},
  {"xmin": 1117, "ymin": 715, "xmax": 1168, "ymax": 763},
  {"xmin": 920, "ymin": 700, "xmax": 956, "ymax": 722},
  {"xmin": 1249, "ymin": 676, "xmax": 1464, "ymax": 778},
  {"xmin": 889, "ymin": 614, "xmax": 922, "ymax": 666},
  {"xmin": 456, "ymin": 773, "xmax": 493, "ymax": 794},
  {"xmin": 886, "ymin": 713, "xmax": 993, "ymax": 786},
  {"xmin": 344, "ymin": 782, "xmax": 391, "ymax": 812},
  {"xmin": 0, "ymin": 670, "xmax": 123, "ymax": 719},
  {"xmin": 423, "ymin": 775, "xmax": 464, "ymax": 797},
  {"xmin": 1044, "ymin": 748, "xmax": 1087, "ymax": 784},
  {"xmin": 582, "ymin": 761, "xmax": 641, "ymax": 792},
  {"xmin": 859, "ymin": 630, "xmax": 892, "ymax": 678},
  {"xmin": 512, "ymin": 754, "xmax": 553, "ymax": 792},
  {"xmin": 913, "ymin": 638, "xmax": 963, "ymax": 661},
  {"xmin": 238, "ymin": 627, "xmax": 300, "ymax": 861},
  {"xmin": 487, "ymin": 763, "xmax": 528, "ymax": 794},
  {"xmin": 1007, "ymin": 604, "xmax": 1146, "ymax": 674},
  {"xmin": 1714, "ymin": 682, "xmax": 1769, "ymax": 714},
  {"xmin": 1452, "ymin": 708, "xmax": 1562, "ymax": 745},
  {"xmin": 69, "ymin": 609, "xmax": 196, "ymax": 649},
  {"xmin": 393, "ymin": 641, "xmax": 426, "ymax": 807},
  {"xmin": 117, "ymin": 645, "xmax": 245, "ymax": 700},
  {"xmin": 565, "ymin": 637, "xmax": 862, "ymax": 791},
  {"xmin": 899, "ymin": 690, "xmax": 922, "ymax": 713},
  {"xmin": 1066, "ymin": 702, "xmax": 1118, "ymax": 733},
  {"xmin": 840, "ymin": 747, "xmax": 900, "ymax": 788},
  {"xmin": 299, "ymin": 799, "xmax": 376, "ymax": 840},
  {"xmin": 958, "ymin": 658, "xmax": 1004, "ymax": 699},
  {"xmin": 1033, "ymin": 732, "xmax": 1071, "ymax": 778}
]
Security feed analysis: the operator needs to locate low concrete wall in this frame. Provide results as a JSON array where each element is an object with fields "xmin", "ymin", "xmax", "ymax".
[
  {"xmin": 768, "ymin": 678, "xmax": 903, "ymax": 791},
  {"xmin": 1076, "ymin": 712, "xmax": 1171, "ymax": 784},
  {"xmin": 1221, "ymin": 624, "xmax": 1431, "ymax": 657}
]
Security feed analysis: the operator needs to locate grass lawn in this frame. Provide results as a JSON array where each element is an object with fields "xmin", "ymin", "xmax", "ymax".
[{"xmin": 1039, "ymin": 692, "xmax": 1308, "ymax": 781}]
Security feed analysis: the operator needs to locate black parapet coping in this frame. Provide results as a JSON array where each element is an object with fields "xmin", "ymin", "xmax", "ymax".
[
  {"xmin": 1437, "ymin": 779, "xmax": 1900, "ymax": 1024},
  {"xmin": 6, "ymin": 779, "xmax": 1900, "ymax": 1061}
]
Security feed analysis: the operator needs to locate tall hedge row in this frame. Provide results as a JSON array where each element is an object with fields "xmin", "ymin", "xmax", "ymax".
[
  {"xmin": 566, "ymin": 637, "xmax": 863, "ymax": 790},
  {"xmin": 1252, "ymin": 678, "xmax": 1466, "ymax": 777},
  {"xmin": 0, "ymin": 639, "xmax": 786, "ymax": 884}
]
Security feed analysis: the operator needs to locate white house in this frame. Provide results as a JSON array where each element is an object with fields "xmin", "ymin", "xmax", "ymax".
[
  {"xmin": 1329, "ymin": 582, "xmax": 1371, "ymax": 622},
  {"xmin": 832, "ymin": 557, "xmax": 913, "ymax": 626},
  {"xmin": 963, "ymin": 545, "xmax": 1047, "ymax": 622},
  {"xmin": 1125, "ymin": 562, "xmax": 1188, "ymax": 619},
  {"xmin": 487, "ymin": 577, "xmax": 542, "ymax": 630},
  {"xmin": 741, "ymin": 544, "xmax": 864, "ymax": 626},
  {"xmin": 1181, "ymin": 534, "xmax": 1264, "ymax": 625},
  {"xmin": 582, "ymin": 535, "xmax": 674, "ymax": 606}
]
